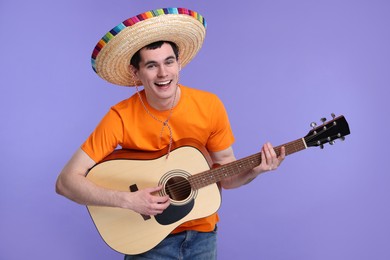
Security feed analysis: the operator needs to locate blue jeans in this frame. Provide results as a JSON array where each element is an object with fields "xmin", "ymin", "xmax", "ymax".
[{"xmin": 124, "ymin": 229, "xmax": 217, "ymax": 260}]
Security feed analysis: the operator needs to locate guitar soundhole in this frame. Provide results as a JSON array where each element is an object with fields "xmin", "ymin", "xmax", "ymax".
[
  {"xmin": 165, "ymin": 176, "xmax": 191, "ymax": 201},
  {"xmin": 160, "ymin": 170, "xmax": 196, "ymax": 206}
]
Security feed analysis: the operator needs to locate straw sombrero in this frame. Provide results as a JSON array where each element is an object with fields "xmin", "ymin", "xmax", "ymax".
[{"xmin": 91, "ymin": 7, "xmax": 207, "ymax": 87}]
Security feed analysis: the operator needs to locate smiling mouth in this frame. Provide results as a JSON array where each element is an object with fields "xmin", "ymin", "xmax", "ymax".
[{"xmin": 155, "ymin": 80, "xmax": 172, "ymax": 87}]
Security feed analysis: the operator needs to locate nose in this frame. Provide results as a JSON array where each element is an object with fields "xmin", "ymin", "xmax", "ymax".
[{"xmin": 157, "ymin": 65, "xmax": 168, "ymax": 78}]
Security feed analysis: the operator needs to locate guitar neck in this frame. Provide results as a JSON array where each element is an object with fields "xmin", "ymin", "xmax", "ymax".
[{"xmin": 189, "ymin": 138, "xmax": 307, "ymax": 190}]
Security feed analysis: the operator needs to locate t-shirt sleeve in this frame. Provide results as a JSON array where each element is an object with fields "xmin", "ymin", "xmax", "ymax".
[
  {"xmin": 81, "ymin": 108, "xmax": 124, "ymax": 163},
  {"xmin": 206, "ymin": 96, "xmax": 235, "ymax": 152}
]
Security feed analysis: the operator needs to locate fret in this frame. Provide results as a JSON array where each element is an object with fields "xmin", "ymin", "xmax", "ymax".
[{"xmin": 190, "ymin": 138, "xmax": 307, "ymax": 190}]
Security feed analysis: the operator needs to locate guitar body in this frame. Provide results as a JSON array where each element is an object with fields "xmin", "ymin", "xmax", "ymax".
[{"xmin": 86, "ymin": 142, "xmax": 221, "ymax": 255}]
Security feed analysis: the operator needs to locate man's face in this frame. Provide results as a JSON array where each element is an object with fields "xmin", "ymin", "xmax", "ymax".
[{"xmin": 131, "ymin": 43, "xmax": 181, "ymax": 110}]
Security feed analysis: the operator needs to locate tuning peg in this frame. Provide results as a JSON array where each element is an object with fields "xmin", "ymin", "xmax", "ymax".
[
  {"xmin": 331, "ymin": 113, "xmax": 336, "ymax": 119},
  {"xmin": 337, "ymin": 133, "xmax": 346, "ymax": 141},
  {"xmin": 321, "ymin": 117, "xmax": 327, "ymax": 124},
  {"xmin": 327, "ymin": 137, "xmax": 335, "ymax": 145},
  {"xmin": 310, "ymin": 122, "xmax": 317, "ymax": 128},
  {"xmin": 320, "ymin": 144, "xmax": 324, "ymax": 149}
]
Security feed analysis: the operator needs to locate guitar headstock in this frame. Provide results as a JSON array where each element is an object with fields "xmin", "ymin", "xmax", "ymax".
[{"xmin": 304, "ymin": 114, "xmax": 350, "ymax": 148}]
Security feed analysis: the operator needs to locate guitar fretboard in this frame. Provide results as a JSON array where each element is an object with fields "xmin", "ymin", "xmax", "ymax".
[{"xmin": 189, "ymin": 138, "xmax": 307, "ymax": 190}]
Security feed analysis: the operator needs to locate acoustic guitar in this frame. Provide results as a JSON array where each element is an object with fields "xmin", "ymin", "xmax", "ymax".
[{"xmin": 86, "ymin": 114, "xmax": 350, "ymax": 254}]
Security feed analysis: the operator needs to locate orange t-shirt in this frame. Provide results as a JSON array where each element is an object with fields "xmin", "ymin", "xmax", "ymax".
[{"xmin": 82, "ymin": 85, "xmax": 235, "ymax": 233}]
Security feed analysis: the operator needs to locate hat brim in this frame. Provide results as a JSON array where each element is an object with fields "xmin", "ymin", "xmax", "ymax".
[{"xmin": 91, "ymin": 8, "xmax": 207, "ymax": 86}]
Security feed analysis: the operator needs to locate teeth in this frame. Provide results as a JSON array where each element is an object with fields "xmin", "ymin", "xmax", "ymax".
[{"xmin": 155, "ymin": 80, "xmax": 171, "ymax": 86}]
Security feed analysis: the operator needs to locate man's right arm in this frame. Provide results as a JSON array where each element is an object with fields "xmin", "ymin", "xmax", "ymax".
[{"xmin": 55, "ymin": 148, "xmax": 170, "ymax": 215}]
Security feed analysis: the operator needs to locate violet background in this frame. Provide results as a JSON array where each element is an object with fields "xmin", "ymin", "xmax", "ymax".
[{"xmin": 1, "ymin": 0, "xmax": 389, "ymax": 259}]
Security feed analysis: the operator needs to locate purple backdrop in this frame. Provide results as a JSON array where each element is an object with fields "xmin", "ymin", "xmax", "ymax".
[{"xmin": 1, "ymin": 0, "xmax": 389, "ymax": 259}]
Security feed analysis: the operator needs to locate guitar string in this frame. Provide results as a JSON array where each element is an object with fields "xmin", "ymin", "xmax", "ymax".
[
  {"xmin": 159, "ymin": 151, "xmax": 266, "ymax": 195},
  {"xmin": 160, "ymin": 139, "xmax": 306, "ymax": 198},
  {"xmin": 161, "ymin": 139, "xmax": 305, "ymax": 195},
  {"xmin": 165, "ymin": 123, "xmax": 344, "ymax": 197},
  {"xmin": 164, "ymin": 142, "xmax": 299, "ymax": 196}
]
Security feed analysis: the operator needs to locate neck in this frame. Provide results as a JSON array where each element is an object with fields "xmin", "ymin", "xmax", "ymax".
[{"xmin": 148, "ymin": 85, "xmax": 181, "ymax": 111}]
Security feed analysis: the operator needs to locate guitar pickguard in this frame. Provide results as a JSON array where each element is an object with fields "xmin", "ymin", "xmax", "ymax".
[{"xmin": 155, "ymin": 200, "xmax": 195, "ymax": 225}]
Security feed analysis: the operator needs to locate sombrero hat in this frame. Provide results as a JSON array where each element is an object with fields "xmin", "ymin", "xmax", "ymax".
[{"xmin": 91, "ymin": 7, "xmax": 207, "ymax": 86}]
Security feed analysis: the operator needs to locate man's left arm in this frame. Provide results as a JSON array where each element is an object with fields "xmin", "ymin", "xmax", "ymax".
[{"xmin": 209, "ymin": 143, "xmax": 286, "ymax": 189}]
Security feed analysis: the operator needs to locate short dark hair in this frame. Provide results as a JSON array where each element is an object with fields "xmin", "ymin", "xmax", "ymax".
[{"xmin": 130, "ymin": 41, "xmax": 179, "ymax": 69}]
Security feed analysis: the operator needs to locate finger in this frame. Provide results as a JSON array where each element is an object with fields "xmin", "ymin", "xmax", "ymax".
[
  {"xmin": 263, "ymin": 143, "xmax": 272, "ymax": 161},
  {"xmin": 146, "ymin": 186, "xmax": 164, "ymax": 193},
  {"xmin": 261, "ymin": 145, "xmax": 266, "ymax": 165},
  {"xmin": 155, "ymin": 195, "xmax": 170, "ymax": 204},
  {"xmin": 267, "ymin": 143, "xmax": 278, "ymax": 162},
  {"xmin": 145, "ymin": 186, "xmax": 168, "ymax": 199},
  {"xmin": 259, "ymin": 145, "xmax": 270, "ymax": 171},
  {"xmin": 265, "ymin": 143, "xmax": 277, "ymax": 168},
  {"xmin": 261, "ymin": 146, "xmax": 271, "ymax": 170},
  {"xmin": 279, "ymin": 146, "xmax": 286, "ymax": 160},
  {"xmin": 151, "ymin": 200, "xmax": 170, "ymax": 215},
  {"xmin": 156, "ymin": 200, "xmax": 170, "ymax": 209}
]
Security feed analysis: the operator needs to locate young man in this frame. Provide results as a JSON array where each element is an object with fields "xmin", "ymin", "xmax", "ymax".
[{"xmin": 56, "ymin": 8, "xmax": 285, "ymax": 259}]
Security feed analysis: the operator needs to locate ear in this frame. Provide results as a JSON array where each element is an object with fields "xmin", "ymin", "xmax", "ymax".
[
  {"xmin": 178, "ymin": 59, "xmax": 182, "ymax": 71},
  {"xmin": 129, "ymin": 65, "xmax": 139, "ymax": 79}
]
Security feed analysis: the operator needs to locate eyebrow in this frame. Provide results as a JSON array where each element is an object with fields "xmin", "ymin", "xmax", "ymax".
[{"xmin": 143, "ymin": 55, "xmax": 176, "ymax": 67}]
